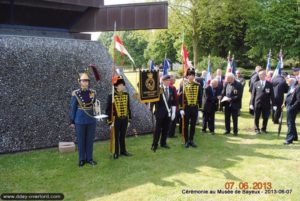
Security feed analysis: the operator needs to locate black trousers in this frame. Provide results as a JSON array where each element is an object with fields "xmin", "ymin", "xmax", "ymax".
[
  {"xmin": 224, "ymin": 106, "xmax": 239, "ymax": 133},
  {"xmin": 168, "ymin": 114, "xmax": 177, "ymax": 137},
  {"xmin": 183, "ymin": 106, "xmax": 198, "ymax": 143},
  {"xmin": 286, "ymin": 108, "xmax": 298, "ymax": 143},
  {"xmin": 202, "ymin": 111, "xmax": 215, "ymax": 132},
  {"xmin": 153, "ymin": 113, "xmax": 170, "ymax": 147},
  {"xmin": 254, "ymin": 106, "xmax": 270, "ymax": 131},
  {"xmin": 114, "ymin": 117, "xmax": 128, "ymax": 155}
]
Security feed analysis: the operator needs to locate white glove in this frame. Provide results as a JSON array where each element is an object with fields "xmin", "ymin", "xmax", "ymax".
[
  {"xmin": 110, "ymin": 124, "xmax": 114, "ymax": 129},
  {"xmin": 127, "ymin": 122, "xmax": 131, "ymax": 128},
  {"xmin": 198, "ymin": 111, "xmax": 201, "ymax": 118},
  {"xmin": 249, "ymin": 105, "xmax": 254, "ymax": 110},
  {"xmin": 180, "ymin": 110, "xmax": 185, "ymax": 116},
  {"xmin": 273, "ymin": 106, "xmax": 277, "ymax": 111},
  {"xmin": 171, "ymin": 106, "xmax": 176, "ymax": 121}
]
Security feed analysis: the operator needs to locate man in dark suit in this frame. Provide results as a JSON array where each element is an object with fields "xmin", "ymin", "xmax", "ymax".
[
  {"xmin": 284, "ymin": 78, "xmax": 300, "ymax": 145},
  {"xmin": 221, "ymin": 73, "xmax": 243, "ymax": 135},
  {"xmin": 151, "ymin": 74, "xmax": 176, "ymax": 152},
  {"xmin": 249, "ymin": 65, "xmax": 262, "ymax": 93},
  {"xmin": 272, "ymin": 74, "xmax": 289, "ymax": 124},
  {"xmin": 249, "ymin": 66, "xmax": 262, "ymax": 115},
  {"xmin": 250, "ymin": 70, "xmax": 276, "ymax": 134},
  {"xmin": 202, "ymin": 79, "xmax": 219, "ymax": 134},
  {"xmin": 215, "ymin": 68, "xmax": 225, "ymax": 111}
]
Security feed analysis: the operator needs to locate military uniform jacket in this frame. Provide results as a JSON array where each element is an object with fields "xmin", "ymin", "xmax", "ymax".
[
  {"xmin": 250, "ymin": 80, "xmax": 275, "ymax": 109},
  {"xmin": 71, "ymin": 88, "xmax": 96, "ymax": 125},
  {"xmin": 154, "ymin": 86, "xmax": 176, "ymax": 118},
  {"xmin": 106, "ymin": 91, "xmax": 132, "ymax": 125},
  {"xmin": 179, "ymin": 82, "xmax": 202, "ymax": 110},
  {"xmin": 203, "ymin": 86, "xmax": 218, "ymax": 113},
  {"xmin": 285, "ymin": 86, "xmax": 300, "ymax": 113},
  {"xmin": 221, "ymin": 81, "xmax": 243, "ymax": 110}
]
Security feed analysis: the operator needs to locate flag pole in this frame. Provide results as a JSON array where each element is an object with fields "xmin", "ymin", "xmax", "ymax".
[
  {"xmin": 181, "ymin": 32, "xmax": 185, "ymax": 144},
  {"xmin": 110, "ymin": 21, "xmax": 117, "ymax": 154}
]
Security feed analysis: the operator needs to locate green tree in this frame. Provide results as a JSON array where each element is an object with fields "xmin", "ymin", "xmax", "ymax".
[
  {"xmin": 144, "ymin": 30, "xmax": 177, "ymax": 69},
  {"xmin": 246, "ymin": 0, "xmax": 300, "ymax": 64}
]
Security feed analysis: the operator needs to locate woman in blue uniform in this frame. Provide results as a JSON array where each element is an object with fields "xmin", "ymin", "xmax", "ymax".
[{"xmin": 70, "ymin": 72, "xmax": 97, "ymax": 167}]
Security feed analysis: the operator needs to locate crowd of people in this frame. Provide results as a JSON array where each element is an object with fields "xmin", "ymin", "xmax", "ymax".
[
  {"xmin": 69, "ymin": 65, "xmax": 300, "ymax": 167},
  {"xmin": 151, "ymin": 66, "xmax": 300, "ymax": 152}
]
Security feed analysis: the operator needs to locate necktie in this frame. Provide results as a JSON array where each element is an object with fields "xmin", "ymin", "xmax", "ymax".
[{"xmin": 165, "ymin": 87, "xmax": 169, "ymax": 100}]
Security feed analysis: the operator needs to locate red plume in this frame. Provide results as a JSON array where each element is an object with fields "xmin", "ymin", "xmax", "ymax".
[{"xmin": 89, "ymin": 64, "xmax": 100, "ymax": 81}]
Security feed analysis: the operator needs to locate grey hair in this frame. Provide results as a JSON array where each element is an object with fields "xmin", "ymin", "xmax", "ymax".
[{"xmin": 226, "ymin": 72, "xmax": 235, "ymax": 79}]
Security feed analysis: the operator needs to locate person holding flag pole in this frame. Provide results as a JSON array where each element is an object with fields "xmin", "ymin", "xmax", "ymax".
[
  {"xmin": 178, "ymin": 34, "xmax": 201, "ymax": 148},
  {"xmin": 271, "ymin": 49, "xmax": 289, "ymax": 124},
  {"xmin": 106, "ymin": 22, "xmax": 134, "ymax": 159}
]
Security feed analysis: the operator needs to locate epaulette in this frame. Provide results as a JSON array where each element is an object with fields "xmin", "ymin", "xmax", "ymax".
[
  {"xmin": 72, "ymin": 89, "xmax": 80, "ymax": 96},
  {"xmin": 90, "ymin": 89, "xmax": 96, "ymax": 95}
]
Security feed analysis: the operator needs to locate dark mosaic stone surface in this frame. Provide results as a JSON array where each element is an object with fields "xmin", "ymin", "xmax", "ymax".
[{"xmin": 0, "ymin": 35, "xmax": 154, "ymax": 153}]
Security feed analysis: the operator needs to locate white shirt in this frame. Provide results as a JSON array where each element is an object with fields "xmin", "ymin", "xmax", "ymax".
[{"xmin": 261, "ymin": 80, "xmax": 266, "ymax": 88}]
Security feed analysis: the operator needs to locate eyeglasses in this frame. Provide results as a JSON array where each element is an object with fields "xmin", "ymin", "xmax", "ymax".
[{"xmin": 81, "ymin": 79, "xmax": 90, "ymax": 82}]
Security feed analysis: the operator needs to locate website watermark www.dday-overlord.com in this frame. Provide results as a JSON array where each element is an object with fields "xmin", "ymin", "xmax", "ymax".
[{"xmin": 1, "ymin": 193, "xmax": 64, "ymax": 200}]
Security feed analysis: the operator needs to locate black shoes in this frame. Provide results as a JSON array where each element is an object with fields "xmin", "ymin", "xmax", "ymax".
[
  {"xmin": 189, "ymin": 141, "xmax": 197, "ymax": 148},
  {"xmin": 284, "ymin": 142, "xmax": 293, "ymax": 145},
  {"xmin": 87, "ymin": 160, "xmax": 97, "ymax": 166},
  {"xmin": 184, "ymin": 142, "xmax": 189, "ymax": 148},
  {"xmin": 223, "ymin": 131, "xmax": 230, "ymax": 135},
  {"xmin": 120, "ymin": 152, "xmax": 133, "ymax": 157},
  {"xmin": 151, "ymin": 145, "xmax": 157, "ymax": 152},
  {"xmin": 161, "ymin": 144, "xmax": 170, "ymax": 149},
  {"xmin": 261, "ymin": 130, "xmax": 268, "ymax": 134},
  {"xmin": 79, "ymin": 160, "xmax": 97, "ymax": 167},
  {"xmin": 256, "ymin": 130, "xmax": 261, "ymax": 134},
  {"xmin": 79, "ymin": 160, "xmax": 85, "ymax": 167}
]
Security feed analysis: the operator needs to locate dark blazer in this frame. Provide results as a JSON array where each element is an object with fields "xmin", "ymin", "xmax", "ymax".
[
  {"xmin": 203, "ymin": 86, "xmax": 218, "ymax": 113},
  {"xmin": 272, "ymin": 75, "xmax": 289, "ymax": 106},
  {"xmin": 250, "ymin": 80, "xmax": 275, "ymax": 109},
  {"xmin": 215, "ymin": 76, "xmax": 225, "ymax": 96},
  {"xmin": 249, "ymin": 72, "xmax": 259, "ymax": 92},
  {"xmin": 154, "ymin": 86, "xmax": 176, "ymax": 119},
  {"xmin": 221, "ymin": 80, "xmax": 243, "ymax": 110},
  {"xmin": 285, "ymin": 85, "xmax": 300, "ymax": 113}
]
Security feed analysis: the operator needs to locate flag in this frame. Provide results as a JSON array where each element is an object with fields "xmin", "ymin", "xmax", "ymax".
[
  {"xmin": 272, "ymin": 49, "xmax": 283, "ymax": 79},
  {"xmin": 266, "ymin": 50, "xmax": 272, "ymax": 72},
  {"xmin": 226, "ymin": 51, "xmax": 232, "ymax": 73},
  {"xmin": 204, "ymin": 56, "xmax": 212, "ymax": 88},
  {"xmin": 150, "ymin": 60, "xmax": 154, "ymax": 72},
  {"xmin": 181, "ymin": 44, "xmax": 190, "ymax": 74},
  {"xmin": 115, "ymin": 35, "xmax": 135, "ymax": 64},
  {"xmin": 163, "ymin": 58, "xmax": 171, "ymax": 76},
  {"xmin": 231, "ymin": 55, "xmax": 236, "ymax": 75}
]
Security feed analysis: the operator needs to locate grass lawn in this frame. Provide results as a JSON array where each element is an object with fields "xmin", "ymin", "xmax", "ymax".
[{"xmin": 1, "ymin": 72, "xmax": 299, "ymax": 201}]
